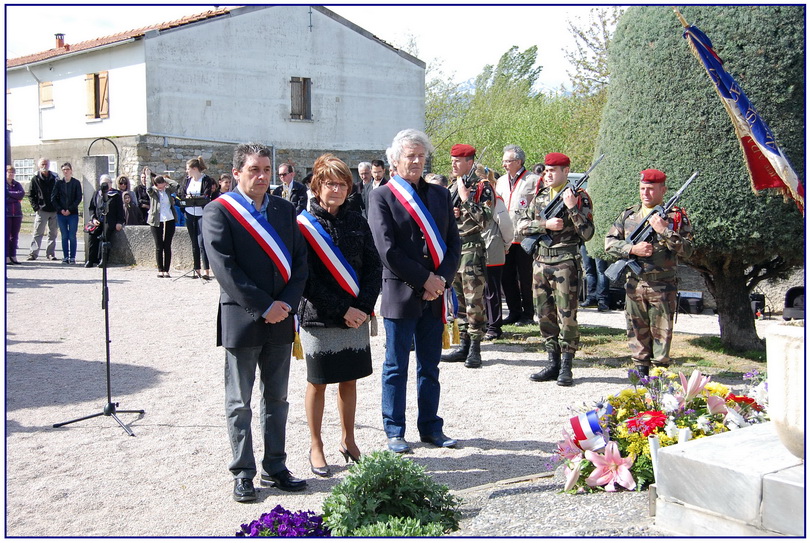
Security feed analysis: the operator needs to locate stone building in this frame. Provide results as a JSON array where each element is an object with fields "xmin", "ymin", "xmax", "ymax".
[{"xmin": 6, "ymin": 5, "xmax": 425, "ymax": 185}]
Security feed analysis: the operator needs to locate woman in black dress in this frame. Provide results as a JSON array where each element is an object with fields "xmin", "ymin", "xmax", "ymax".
[{"xmin": 298, "ymin": 154, "xmax": 382, "ymax": 477}]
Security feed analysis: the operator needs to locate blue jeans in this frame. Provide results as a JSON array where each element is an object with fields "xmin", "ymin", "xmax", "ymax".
[
  {"xmin": 382, "ymin": 309, "xmax": 444, "ymax": 439},
  {"xmin": 224, "ymin": 342, "xmax": 292, "ymax": 480},
  {"xmin": 56, "ymin": 213, "xmax": 79, "ymax": 260}
]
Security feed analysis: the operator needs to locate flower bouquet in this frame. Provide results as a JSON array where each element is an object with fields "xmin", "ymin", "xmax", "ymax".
[
  {"xmin": 557, "ymin": 368, "xmax": 768, "ymax": 493},
  {"xmin": 236, "ymin": 505, "xmax": 331, "ymax": 537}
]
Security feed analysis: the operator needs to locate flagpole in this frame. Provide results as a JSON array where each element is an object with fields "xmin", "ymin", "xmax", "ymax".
[{"xmin": 672, "ymin": 7, "xmax": 689, "ymax": 28}]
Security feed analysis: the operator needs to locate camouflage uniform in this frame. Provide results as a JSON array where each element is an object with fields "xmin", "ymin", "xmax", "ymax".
[
  {"xmin": 517, "ymin": 187, "xmax": 594, "ymax": 354},
  {"xmin": 605, "ymin": 205, "xmax": 693, "ymax": 367},
  {"xmin": 448, "ymin": 176, "xmax": 493, "ymax": 341}
]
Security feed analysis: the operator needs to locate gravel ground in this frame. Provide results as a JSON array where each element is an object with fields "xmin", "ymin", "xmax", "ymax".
[{"xmin": 5, "ymin": 256, "xmax": 781, "ymax": 538}]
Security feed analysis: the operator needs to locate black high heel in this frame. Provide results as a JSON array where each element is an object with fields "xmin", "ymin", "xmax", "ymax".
[
  {"xmin": 309, "ymin": 450, "xmax": 331, "ymax": 477},
  {"xmin": 338, "ymin": 447, "xmax": 361, "ymax": 463}
]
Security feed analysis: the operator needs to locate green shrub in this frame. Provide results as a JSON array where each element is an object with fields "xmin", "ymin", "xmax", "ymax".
[
  {"xmin": 349, "ymin": 517, "xmax": 446, "ymax": 537},
  {"xmin": 321, "ymin": 450, "xmax": 461, "ymax": 536}
]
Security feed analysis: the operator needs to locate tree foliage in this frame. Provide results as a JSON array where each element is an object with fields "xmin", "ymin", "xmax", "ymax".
[
  {"xmin": 587, "ymin": 5, "xmax": 804, "ymax": 348},
  {"xmin": 564, "ymin": 7, "xmax": 624, "ymax": 97}
]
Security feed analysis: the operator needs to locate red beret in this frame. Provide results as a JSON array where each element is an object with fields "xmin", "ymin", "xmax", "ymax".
[
  {"xmin": 544, "ymin": 153, "xmax": 570, "ymax": 167},
  {"xmin": 450, "ymin": 144, "xmax": 476, "ymax": 158},
  {"xmin": 640, "ymin": 169, "xmax": 666, "ymax": 184}
]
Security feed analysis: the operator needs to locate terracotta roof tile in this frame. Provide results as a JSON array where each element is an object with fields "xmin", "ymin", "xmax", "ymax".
[{"xmin": 7, "ymin": 7, "xmax": 232, "ymax": 68}]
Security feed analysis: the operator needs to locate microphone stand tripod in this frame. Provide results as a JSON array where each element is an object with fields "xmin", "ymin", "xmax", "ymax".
[{"xmin": 54, "ymin": 188, "xmax": 145, "ymax": 436}]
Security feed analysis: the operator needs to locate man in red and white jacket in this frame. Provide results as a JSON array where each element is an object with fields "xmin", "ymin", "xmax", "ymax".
[{"xmin": 495, "ymin": 145, "xmax": 542, "ymax": 326}]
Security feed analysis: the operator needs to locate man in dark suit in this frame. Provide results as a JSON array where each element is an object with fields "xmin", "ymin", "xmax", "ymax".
[
  {"xmin": 272, "ymin": 163, "xmax": 307, "ymax": 214},
  {"xmin": 368, "ymin": 129, "xmax": 461, "ymax": 454},
  {"xmin": 203, "ymin": 143, "xmax": 309, "ymax": 502}
]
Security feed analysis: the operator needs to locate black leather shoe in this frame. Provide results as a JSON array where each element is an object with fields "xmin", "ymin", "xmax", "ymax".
[
  {"xmin": 516, "ymin": 318, "xmax": 534, "ymax": 327},
  {"xmin": 233, "ymin": 478, "xmax": 257, "ymax": 502},
  {"xmin": 387, "ymin": 437, "xmax": 411, "ymax": 454},
  {"xmin": 309, "ymin": 450, "xmax": 331, "ymax": 478},
  {"xmin": 419, "ymin": 433, "xmax": 457, "ymax": 448},
  {"xmin": 597, "ymin": 301, "xmax": 610, "ymax": 312},
  {"xmin": 260, "ymin": 469, "xmax": 307, "ymax": 492},
  {"xmin": 483, "ymin": 330, "xmax": 502, "ymax": 341},
  {"xmin": 84, "ymin": 261, "xmax": 96, "ymax": 268},
  {"xmin": 580, "ymin": 298, "xmax": 597, "ymax": 308}
]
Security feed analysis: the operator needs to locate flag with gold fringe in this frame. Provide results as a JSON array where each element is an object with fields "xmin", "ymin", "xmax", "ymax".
[{"xmin": 676, "ymin": 9, "xmax": 804, "ymax": 214}]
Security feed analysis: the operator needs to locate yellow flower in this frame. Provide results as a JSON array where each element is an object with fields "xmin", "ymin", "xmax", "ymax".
[
  {"xmin": 650, "ymin": 366, "xmax": 665, "ymax": 377},
  {"xmin": 704, "ymin": 382, "xmax": 729, "ymax": 398},
  {"xmin": 666, "ymin": 372, "xmax": 678, "ymax": 380}
]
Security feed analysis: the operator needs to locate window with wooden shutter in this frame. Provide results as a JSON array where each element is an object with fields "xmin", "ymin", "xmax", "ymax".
[
  {"xmin": 85, "ymin": 71, "xmax": 109, "ymax": 119},
  {"xmin": 290, "ymin": 77, "xmax": 312, "ymax": 120},
  {"xmin": 39, "ymin": 81, "xmax": 53, "ymax": 108}
]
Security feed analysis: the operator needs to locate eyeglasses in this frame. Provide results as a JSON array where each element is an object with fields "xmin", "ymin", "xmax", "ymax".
[
  {"xmin": 155, "ymin": 180, "xmax": 167, "ymax": 184},
  {"xmin": 324, "ymin": 181, "xmax": 349, "ymax": 191},
  {"xmin": 278, "ymin": 171, "xmax": 292, "ymax": 177},
  {"xmin": 118, "ymin": 182, "xmax": 127, "ymax": 185}
]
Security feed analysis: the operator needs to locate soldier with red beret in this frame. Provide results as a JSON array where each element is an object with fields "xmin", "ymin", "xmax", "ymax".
[
  {"xmin": 440, "ymin": 144, "xmax": 493, "ymax": 368},
  {"xmin": 605, "ymin": 168, "xmax": 693, "ymax": 377},
  {"xmin": 516, "ymin": 152, "xmax": 594, "ymax": 386}
]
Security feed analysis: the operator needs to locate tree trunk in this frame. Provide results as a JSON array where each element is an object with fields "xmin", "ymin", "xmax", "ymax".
[{"xmin": 700, "ymin": 269, "xmax": 764, "ymax": 351}]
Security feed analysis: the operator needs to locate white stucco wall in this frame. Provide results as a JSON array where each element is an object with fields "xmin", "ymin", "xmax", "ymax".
[
  {"xmin": 6, "ymin": 42, "xmax": 148, "ymax": 146},
  {"xmin": 144, "ymin": 5, "xmax": 425, "ymax": 150}
]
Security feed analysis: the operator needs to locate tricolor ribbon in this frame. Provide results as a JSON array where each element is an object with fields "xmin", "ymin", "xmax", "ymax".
[
  {"xmin": 570, "ymin": 404, "xmax": 613, "ymax": 451},
  {"xmin": 297, "ymin": 210, "xmax": 360, "ymax": 297},
  {"xmin": 386, "ymin": 175, "xmax": 447, "ymax": 270},
  {"xmin": 217, "ymin": 192, "xmax": 292, "ymax": 283}
]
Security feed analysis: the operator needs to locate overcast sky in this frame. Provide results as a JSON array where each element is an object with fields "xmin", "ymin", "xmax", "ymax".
[{"xmin": 4, "ymin": 3, "xmax": 602, "ymax": 92}]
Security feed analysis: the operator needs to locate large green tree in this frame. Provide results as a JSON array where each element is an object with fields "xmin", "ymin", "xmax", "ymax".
[{"xmin": 587, "ymin": 5, "xmax": 804, "ymax": 350}]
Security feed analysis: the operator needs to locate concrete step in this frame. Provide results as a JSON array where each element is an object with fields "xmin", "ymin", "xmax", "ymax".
[{"xmin": 654, "ymin": 422, "xmax": 804, "ymax": 536}]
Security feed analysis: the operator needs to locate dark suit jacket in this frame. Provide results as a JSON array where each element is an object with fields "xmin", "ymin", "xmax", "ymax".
[
  {"xmin": 203, "ymin": 192, "xmax": 308, "ymax": 349},
  {"xmin": 368, "ymin": 178, "xmax": 461, "ymax": 319},
  {"xmin": 271, "ymin": 180, "xmax": 307, "ymax": 215}
]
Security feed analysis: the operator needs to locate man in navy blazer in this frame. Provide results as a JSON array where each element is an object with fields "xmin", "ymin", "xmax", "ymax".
[
  {"xmin": 203, "ymin": 143, "xmax": 309, "ymax": 502},
  {"xmin": 368, "ymin": 129, "xmax": 461, "ymax": 454},
  {"xmin": 272, "ymin": 163, "xmax": 307, "ymax": 214}
]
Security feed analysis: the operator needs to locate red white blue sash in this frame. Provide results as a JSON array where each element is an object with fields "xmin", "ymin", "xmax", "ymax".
[
  {"xmin": 217, "ymin": 192, "xmax": 292, "ymax": 283},
  {"xmin": 297, "ymin": 210, "xmax": 360, "ymax": 297},
  {"xmin": 386, "ymin": 175, "xmax": 447, "ymax": 270}
]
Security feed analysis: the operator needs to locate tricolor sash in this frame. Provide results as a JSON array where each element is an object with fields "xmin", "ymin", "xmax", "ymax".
[
  {"xmin": 217, "ymin": 192, "xmax": 292, "ymax": 283},
  {"xmin": 297, "ymin": 210, "xmax": 360, "ymax": 297},
  {"xmin": 386, "ymin": 175, "xmax": 447, "ymax": 270}
]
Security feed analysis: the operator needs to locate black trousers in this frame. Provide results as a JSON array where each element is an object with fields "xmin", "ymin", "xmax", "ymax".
[
  {"xmin": 502, "ymin": 243, "xmax": 534, "ymax": 320},
  {"xmin": 484, "ymin": 264, "xmax": 504, "ymax": 333},
  {"xmin": 151, "ymin": 220, "xmax": 176, "ymax": 272}
]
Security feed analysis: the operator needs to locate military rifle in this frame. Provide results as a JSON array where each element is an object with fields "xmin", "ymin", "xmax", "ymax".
[
  {"xmin": 604, "ymin": 171, "xmax": 699, "ymax": 283},
  {"xmin": 521, "ymin": 153, "xmax": 605, "ymax": 255}
]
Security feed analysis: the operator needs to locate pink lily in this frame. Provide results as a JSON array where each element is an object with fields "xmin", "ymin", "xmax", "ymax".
[
  {"xmin": 680, "ymin": 369, "xmax": 711, "ymax": 402},
  {"xmin": 564, "ymin": 457, "xmax": 583, "ymax": 491},
  {"xmin": 557, "ymin": 429, "xmax": 583, "ymax": 461},
  {"xmin": 584, "ymin": 441, "xmax": 636, "ymax": 491},
  {"xmin": 706, "ymin": 395, "xmax": 728, "ymax": 415}
]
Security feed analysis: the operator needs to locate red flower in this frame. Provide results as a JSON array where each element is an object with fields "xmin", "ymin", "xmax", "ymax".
[
  {"xmin": 625, "ymin": 410, "xmax": 667, "ymax": 437},
  {"xmin": 726, "ymin": 394, "xmax": 762, "ymax": 411}
]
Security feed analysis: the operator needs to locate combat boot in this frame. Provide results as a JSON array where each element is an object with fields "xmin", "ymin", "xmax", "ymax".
[
  {"xmin": 464, "ymin": 340, "xmax": 482, "ymax": 368},
  {"xmin": 441, "ymin": 334, "xmax": 470, "ymax": 362},
  {"xmin": 557, "ymin": 352, "xmax": 574, "ymax": 387},
  {"xmin": 635, "ymin": 365, "xmax": 650, "ymax": 377},
  {"xmin": 530, "ymin": 349, "xmax": 561, "ymax": 381}
]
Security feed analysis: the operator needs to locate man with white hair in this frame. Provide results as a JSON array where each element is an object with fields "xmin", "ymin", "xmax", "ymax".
[
  {"xmin": 368, "ymin": 129, "xmax": 461, "ymax": 454},
  {"xmin": 496, "ymin": 145, "xmax": 541, "ymax": 326}
]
